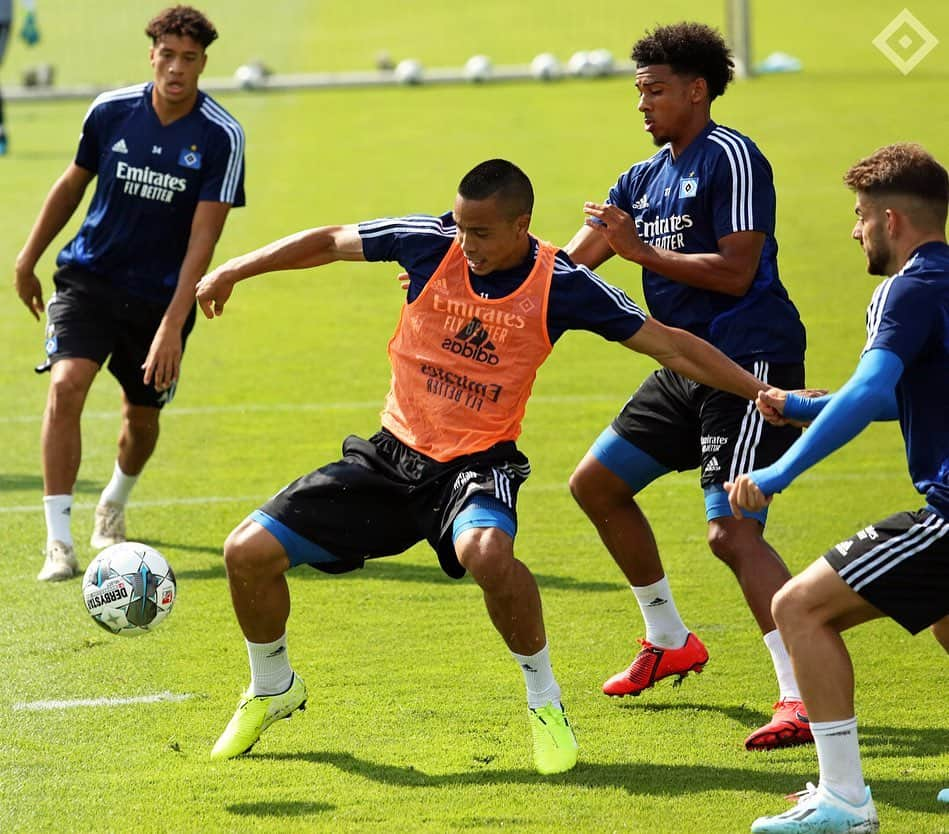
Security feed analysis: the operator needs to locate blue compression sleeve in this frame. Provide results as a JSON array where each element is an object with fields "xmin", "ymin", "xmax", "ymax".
[
  {"xmin": 783, "ymin": 392, "xmax": 833, "ymax": 422},
  {"xmin": 751, "ymin": 348, "xmax": 904, "ymax": 496}
]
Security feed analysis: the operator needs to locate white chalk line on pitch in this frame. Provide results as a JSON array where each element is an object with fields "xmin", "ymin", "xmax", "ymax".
[
  {"xmin": 0, "ymin": 393, "xmax": 622, "ymax": 424},
  {"xmin": 13, "ymin": 692, "xmax": 197, "ymax": 711}
]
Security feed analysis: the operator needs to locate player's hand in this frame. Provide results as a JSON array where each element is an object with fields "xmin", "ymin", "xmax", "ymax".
[
  {"xmin": 582, "ymin": 202, "xmax": 647, "ymax": 262},
  {"xmin": 14, "ymin": 267, "xmax": 45, "ymax": 321},
  {"xmin": 757, "ymin": 387, "xmax": 829, "ymax": 427},
  {"xmin": 142, "ymin": 323, "xmax": 182, "ymax": 392},
  {"xmin": 395, "ymin": 271, "xmax": 410, "ymax": 292},
  {"xmin": 195, "ymin": 268, "xmax": 235, "ymax": 319},
  {"xmin": 724, "ymin": 474, "xmax": 771, "ymax": 518}
]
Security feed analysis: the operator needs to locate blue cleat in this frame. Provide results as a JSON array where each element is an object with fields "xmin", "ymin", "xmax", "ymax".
[{"xmin": 751, "ymin": 782, "xmax": 878, "ymax": 833}]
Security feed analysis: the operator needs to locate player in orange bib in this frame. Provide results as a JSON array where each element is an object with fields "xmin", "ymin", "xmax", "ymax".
[{"xmin": 195, "ymin": 159, "xmax": 769, "ymax": 773}]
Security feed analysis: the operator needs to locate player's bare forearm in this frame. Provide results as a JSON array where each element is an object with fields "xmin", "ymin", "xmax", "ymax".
[
  {"xmin": 630, "ymin": 245, "xmax": 757, "ymax": 295},
  {"xmin": 625, "ymin": 319, "xmax": 764, "ymax": 400}
]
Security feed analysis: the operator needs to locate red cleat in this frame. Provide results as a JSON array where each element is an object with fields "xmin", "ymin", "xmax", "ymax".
[
  {"xmin": 602, "ymin": 633, "xmax": 709, "ymax": 697},
  {"xmin": 745, "ymin": 698, "xmax": 813, "ymax": 750}
]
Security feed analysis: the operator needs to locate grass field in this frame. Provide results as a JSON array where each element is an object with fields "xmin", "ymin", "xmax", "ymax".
[{"xmin": 1, "ymin": 2, "xmax": 948, "ymax": 833}]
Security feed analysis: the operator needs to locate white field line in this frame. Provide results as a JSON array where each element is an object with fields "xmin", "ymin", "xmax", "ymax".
[
  {"xmin": 13, "ymin": 692, "xmax": 197, "ymax": 711},
  {"xmin": 0, "ymin": 393, "xmax": 622, "ymax": 424}
]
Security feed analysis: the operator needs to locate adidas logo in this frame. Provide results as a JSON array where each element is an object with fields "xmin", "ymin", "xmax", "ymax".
[
  {"xmin": 645, "ymin": 596, "xmax": 667, "ymax": 607},
  {"xmin": 705, "ymin": 456, "xmax": 720, "ymax": 474},
  {"xmin": 520, "ymin": 663, "xmax": 537, "ymax": 673},
  {"xmin": 441, "ymin": 317, "xmax": 499, "ymax": 365},
  {"xmin": 835, "ymin": 540, "xmax": 854, "ymax": 556},
  {"xmin": 111, "ymin": 138, "xmax": 129, "ymax": 154},
  {"xmin": 631, "ymin": 194, "xmax": 649, "ymax": 210},
  {"xmin": 266, "ymin": 645, "xmax": 287, "ymax": 658}
]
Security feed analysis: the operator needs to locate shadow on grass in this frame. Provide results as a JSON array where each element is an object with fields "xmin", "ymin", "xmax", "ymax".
[
  {"xmin": 226, "ymin": 800, "xmax": 333, "ymax": 818},
  {"xmin": 625, "ymin": 701, "xmax": 949, "ymax": 761},
  {"xmin": 291, "ymin": 558, "xmax": 620, "ymax": 592},
  {"xmin": 264, "ymin": 750, "xmax": 945, "ymax": 813},
  {"xmin": 0, "ymin": 473, "xmax": 99, "ymax": 495}
]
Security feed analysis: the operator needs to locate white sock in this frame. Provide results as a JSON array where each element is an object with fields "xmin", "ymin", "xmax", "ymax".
[
  {"xmin": 813, "ymin": 717, "xmax": 866, "ymax": 805},
  {"xmin": 763, "ymin": 629, "xmax": 801, "ymax": 701},
  {"xmin": 512, "ymin": 643, "xmax": 561, "ymax": 709},
  {"xmin": 99, "ymin": 461, "xmax": 139, "ymax": 507},
  {"xmin": 246, "ymin": 634, "xmax": 293, "ymax": 697},
  {"xmin": 632, "ymin": 577, "xmax": 689, "ymax": 648},
  {"xmin": 43, "ymin": 494, "xmax": 73, "ymax": 547}
]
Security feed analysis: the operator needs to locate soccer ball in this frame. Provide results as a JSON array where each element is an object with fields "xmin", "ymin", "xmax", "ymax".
[
  {"xmin": 588, "ymin": 48, "xmax": 615, "ymax": 77},
  {"xmin": 566, "ymin": 50, "xmax": 597, "ymax": 78},
  {"xmin": 530, "ymin": 53, "xmax": 563, "ymax": 81},
  {"xmin": 394, "ymin": 58, "xmax": 424, "ymax": 84},
  {"xmin": 82, "ymin": 542, "xmax": 177, "ymax": 636},
  {"xmin": 234, "ymin": 62, "xmax": 267, "ymax": 90},
  {"xmin": 464, "ymin": 54, "xmax": 493, "ymax": 83}
]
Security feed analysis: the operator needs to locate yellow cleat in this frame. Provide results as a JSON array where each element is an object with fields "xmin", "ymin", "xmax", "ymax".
[
  {"xmin": 528, "ymin": 702, "xmax": 578, "ymax": 775},
  {"xmin": 210, "ymin": 674, "xmax": 307, "ymax": 760}
]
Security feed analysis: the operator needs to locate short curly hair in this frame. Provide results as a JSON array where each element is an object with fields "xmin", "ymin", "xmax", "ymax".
[
  {"xmin": 146, "ymin": 5, "xmax": 218, "ymax": 49},
  {"xmin": 631, "ymin": 22, "xmax": 734, "ymax": 100},
  {"xmin": 845, "ymin": 143, "xmax": 948, "ymax": 226}
]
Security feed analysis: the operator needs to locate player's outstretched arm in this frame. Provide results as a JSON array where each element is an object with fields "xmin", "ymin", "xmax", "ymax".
[
  {"xmin": 726, "ymin": 347, "xmax": 904, "ymax": 516},
  {"xmin": 622, "ymin": 317, "xmax": 764, "ymax": 401},
  {"xmin": 195, "ymin": 224, "xmax": 365, "ymax": 318},
  {"xmin": 563, "ymin": 221, "xmax": 615, "ymax": 271},
  {"xmin": 14, "ymin": 163, "xmax": 94, "ymax": 320}
]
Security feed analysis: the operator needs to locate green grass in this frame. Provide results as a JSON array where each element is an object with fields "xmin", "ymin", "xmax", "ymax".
[{"xmin": 2, "ymin": 3, "xmax": 948, "ymax": 833}]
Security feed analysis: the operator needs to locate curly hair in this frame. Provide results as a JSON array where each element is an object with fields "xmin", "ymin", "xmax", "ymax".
[
  {"xmin": 631, "ymin": 22, "xmax": 734, "ymax": 100},
  {"xmin": 146, "ymin": 5, "xmax": 218, "ymax": 49},
  {"xmin": 844, "ymin": 143, "xmax": 948, "ymax": 204}
]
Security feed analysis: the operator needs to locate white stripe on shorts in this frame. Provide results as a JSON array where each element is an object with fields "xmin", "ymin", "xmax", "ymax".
[{"xmin": 728, "ymin": 360, "xmax": 769, "ymax": 482}]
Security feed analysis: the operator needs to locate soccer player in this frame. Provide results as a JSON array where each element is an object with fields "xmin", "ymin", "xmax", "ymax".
[
  {"xmin": 564, "ymin": 21, "xmax": 811, "ymax": 749},
  {"xmin": 727, "ymin": 142, "xmax": 949, "ymax": 833},
  {"xmin": 13, "ymin": 5, "xmax": 245, "ymax": 581},
  {"xmin": 194, "ymin": 159, "xmax": 770, "ymax": 773}
]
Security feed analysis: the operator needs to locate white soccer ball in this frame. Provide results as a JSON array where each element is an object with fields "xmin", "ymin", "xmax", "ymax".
[
  {"xmin": 234, "ymin": 62, "xmax": 266, "ymax": 90},
  {"xmin": 588, "ymin": 48, "xmax": 615, "ymax": 77},
  {"xmin": 567, "ymin": 50, "xmax": 597, "ymax": 78},
  {"xmin": 394, "ymin": 58, "xmax": 424, "ymax": 84},
  {"xmin": 464, "ymin": 54, "xmax": 493, "ymax": 83},
  {"xmin": 82, "ymin": 542, "xmax": 177, "ymax": 636},
  {"xmin": 530, "ymin": 52, "xmax": 563, "ymax": 81}
]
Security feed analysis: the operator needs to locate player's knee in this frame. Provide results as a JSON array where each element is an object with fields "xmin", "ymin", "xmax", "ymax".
[
  {"xmin": 45, "ymin": 373, "xmax": 88, "ymax": 418},
  {"xmin": 568, "ymin": 460, "xmax": 625, "ymax": 517},
  {"xmin": 706, "ymin": 522, "xmax": 742, "ymax": 566},
  {"xmin": 223, "ymin": 523, "xmax": 283, "ymax": 583},
  {"xmin": 456, "ymin": 528, "xmax": 515, "ymax": 591},
  {"xmin": 771, "ymin": 578, "xmax": 808, "ymax": 632}
]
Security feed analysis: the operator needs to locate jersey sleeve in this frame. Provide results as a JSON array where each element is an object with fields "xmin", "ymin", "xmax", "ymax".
[
  {"xmin": 863, "ymin": 276, "xmax": 939, "ymax": 364},
  {"xmin": 198, "ymin": 122, "xmax": 246, "ymax": 206},
  {"xmin": 708, "ymin": 139, "xmax": 775, "ymax": 239},
  {"xmin": 547, "ymin": 255, "xmax": 647, "ymax": 343},
  {"xmin": 74, "ymin": 102, "xmax": 102, "ymax": 173},
  {"xmin": 606, "ymin": 167, "xmax": 637, "ymax": 213}
]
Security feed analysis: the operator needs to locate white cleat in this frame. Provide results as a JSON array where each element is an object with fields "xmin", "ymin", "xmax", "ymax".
[
  {"xmin": 37, "ymin": 540, "xmax": 80, "ymax": 582},
  {"xmin": 751, "ymin": 783, "xmax": 879, "ymax": 833},
  {"xmin": 90, "ymin": 501, "xmax": 127, "ymax": 550}
]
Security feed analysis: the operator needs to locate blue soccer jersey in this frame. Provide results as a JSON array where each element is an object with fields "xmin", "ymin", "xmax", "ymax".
[
  {"xmin": 56, "ymin": 82, "xmax": 246, "ymax": 304},
  {"xmin": 358, "ymin": 212, "xmax": 646, "ymax": 343},
  {"xmin": 608, "ymin": 121, "xmax": 805, "ymax": 364},
  {"xmin": 862, "ymin": 241, "xmax": 949, "ymax": 517}
]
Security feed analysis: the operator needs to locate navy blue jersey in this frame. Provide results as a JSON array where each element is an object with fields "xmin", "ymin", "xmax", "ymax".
[
  {"xmin": 57, "ymin": 82, "xmax": 246, "ymax": 304},
  {"xmin": 862, "ymin": 242, "xmax": 949, "ymax": 518},
  {"xmin": 359, "ymin": 212, "xmax": 646, "ymax": 343},
  {"xmin": 608, "ymin": 121, "xmax": 805, "ymax": 364}
]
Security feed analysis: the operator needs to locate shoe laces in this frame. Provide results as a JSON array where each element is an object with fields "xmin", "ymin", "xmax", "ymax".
[{"xmin": 784, "ymin": 782, "xmax": 818, "ymax": 803}]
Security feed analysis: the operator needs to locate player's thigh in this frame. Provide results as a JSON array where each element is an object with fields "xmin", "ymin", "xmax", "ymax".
[
  {"xmin": 821, "ymin": 508, "xmax": 949, "ymax": 635},
  {"xmin": 699, "ymin": 362, "xmax": 805, "ymax": 487},
  {"xmin": 108, "ymin": 301, "xmax": 197, "ymax": 408},
  {"xmin": 609, "ymin": 368, "xmax": 700, "ymax": 472},
  {"xmin": 45, "ymin": 268, "xmax": 114, "ymax": 369}
]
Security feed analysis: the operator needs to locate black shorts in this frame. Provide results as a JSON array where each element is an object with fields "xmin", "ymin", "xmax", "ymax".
[
  {"xmin": 611, "ymin": 361, "xmax": 805, "ymax": 486},
  {"xmin": 259, "ymin": 429, "xmax": 531, "ymax": 579},
  {"xmin": 44, "ymin": 266, "xmax": 196, "ymax": 408},
  {"xmin": 823, "ymin": 508, "xmax": 949, "ymax": 634},
  {"xmin": 0, "ymin": 23, "xmax": 9, "ymax": 65}
]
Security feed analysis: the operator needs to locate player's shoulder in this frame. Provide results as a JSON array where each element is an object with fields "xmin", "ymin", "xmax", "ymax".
[
  {"xmin": 616, "ymin": 146, "xmax": 669, "ymax": 183},
  {"xmin": 704, "ymin": 123, "xmax": 770, "ymax": 167},
  {"xmin": 552, "ymin": 249, "xmax": 645, "ymax": 311},
  {"xmin": 84, "ymin": 82, "xmax": 149, "ymax": 122},
  {"xmin": 196, "ymin": 91, "xmax": 246, "ymax": 140},
  {"xmin": 359, "ymin": 211, "xmax": 456, "ymax": 240},
  {"xmin": 900, "ymin": 242, "xmax": 949, "ymax": 281}
]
